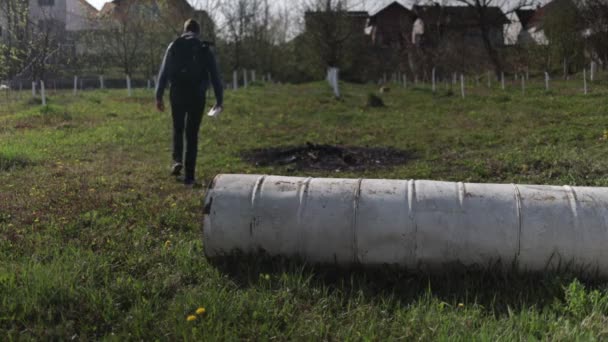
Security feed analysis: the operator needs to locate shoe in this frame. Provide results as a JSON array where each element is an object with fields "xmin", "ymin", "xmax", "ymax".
[
  {"xmin": 171, "ymin": 162, "xmax": 183, "ymax": 176},
  {"xmin": 185, "ymin": 178, "xmax": 203, "ymax": 189}
]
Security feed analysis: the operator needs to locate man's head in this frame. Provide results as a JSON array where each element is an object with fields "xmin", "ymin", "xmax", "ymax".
[{"xmin": 183, "ymin": 19, "xmax": 200, "ymax": 35}]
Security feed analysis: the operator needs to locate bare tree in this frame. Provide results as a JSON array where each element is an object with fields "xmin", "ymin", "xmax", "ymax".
[
  {"xmin": 0, "ymin": 0, "xmax": 29, "ymax": 79},
  {"xmin": 98, "ymin": 0, "xmax": 190, "ymax": 78},
  {"xmin": 577, "ymin": 0, "xmax": 608, "ymax": 68},
  {"xmin": 454, "ymin": 0, "xmax": 538, "ymax": 76},
  {"xmin": 97, "ymin": 2, "xmax": 143, "ymax": 77},
  {"xmin": 271, "ymin": 3, "xmax": 295, "ymax": 45},
  {"xmin": 301, "ymin": 0, "xmax": 367, "ymax": 69},
  {"xmin": 543, "ymin": 0, "xmax": 584, "ymax": 75},
  {"xmin": 221, "ymin": 0, "xmax": 260, "ymax": 70},
  {"xmin": 191, "ymin": 0, "xmax": 223, "ymax": 39},
  {"xmin": 0, "ymin": 0, "xmax": 63, "ymax": 81},
  {"xmin": 296, "ymin": 0, "xmax": 370, "ymax": 83}
]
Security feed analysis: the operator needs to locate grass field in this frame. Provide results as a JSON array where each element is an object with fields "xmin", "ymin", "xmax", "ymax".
[{"xmin": 2, "ymin": 80, "xmax": 608, "ymax": 340}]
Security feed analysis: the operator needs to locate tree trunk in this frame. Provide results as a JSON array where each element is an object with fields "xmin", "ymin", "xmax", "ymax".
[
  {"xmin": 479, "ymin": 24, "xmax": 502, "ymax": 78},
  {"xmin": 476, "ymin": 6, "xmax": 502, "ymax": 78}
]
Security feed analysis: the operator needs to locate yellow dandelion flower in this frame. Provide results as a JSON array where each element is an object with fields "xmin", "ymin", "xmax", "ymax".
[
  {"xmin": 164, "ymin": 240, "xmax": 171, "ymax": 248},
  {"xmin": 187, "ymin": 315, "xmax": 197, "ymax": 322},
  {"xmin": 196, "ymin": 307, "xmax": 206, "ymax": 315},
  {"xmin": 171, "ymin": 202, "xmax": 177, "ymax": 208},
  {"xmin": 458, "ymin": 303, "xmax": 465, "ymax": 308}
]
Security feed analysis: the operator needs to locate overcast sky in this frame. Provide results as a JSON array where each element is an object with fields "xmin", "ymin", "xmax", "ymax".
[
  {"xmin": 87, "ymin": 0, "xmax": 421, "ymax": 11},
  {"xmin": 87, "ymin": 0, "xmax": 543, "ymax": 13},
  {"xmin": 87, "ymin": 0, "xmax": 292, "ymax": 10}
]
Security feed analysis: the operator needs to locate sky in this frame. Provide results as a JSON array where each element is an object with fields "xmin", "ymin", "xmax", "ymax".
[
  {"xmin": 86, "ymin": 0, "xmax": 545, "ymax": 13},
  {"xmin": 86, "ymin": 0, "xmax": 292, "ymax": 10},
  {"xmin": 86, "ymin": 0, "xmax": 414, "ymax": 11},
  {"xmin": 88, "ymin": 0, "xmax": 106, "ymax": 10}
]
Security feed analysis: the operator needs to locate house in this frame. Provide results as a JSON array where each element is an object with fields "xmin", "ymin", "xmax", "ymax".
[
  {"xmin": 303, "ymin": 9, "xmax": 369, "ymax": 73},
  {"xmin": 99, "ymin": 0, "xmax": 214, "ymax": 39},
  {"xmin": 29, "ymin": 0, "xmax": 68, "ymax": 33},
  {"xmin": 504, "ymin": 9, "xmax": 537, "ymax": 45},
  {"xmin": 509, "ymin": 0, "xmax": 581, "ymax": 46},
  {"xmin": 0, "ymin": 0, "xmax": 98, "ymax": 43},
  {"xmin": 511, "ymin": 7, "xmax": 549, "ymax": 45},
  {"xmin": 0, "ymin": 0, "xmax": 66, "ymax": 41},
  {"xmin": 301, "ymin": 1, "xmax": 510, "ymax": 79},
  {"xmin": 363, "ymin": 2, "xmax": 509, "ymax": 50},
  {"xmin": 513, "ymin": 9, "xmax": 539, "ymax": 44},
  {"xmin": 412, "ymin": 5, "xmax": 510, "ymax": 50},
  {"xmin": 304, "ymin": 10, "xmax": 369, "ymax": 34},
  {"xmin": 366, "ymin": 1, "xmax": 416, "ymax": 48},
  {"xmin": 304, "ymin": 2, "xmax": 509, "ymax": 52},
  {"xmin": 67, "ymin": 0, "xmax": 100, "ymax": 31},
  {"xmin": 100, "ymin": 0, "xmax": 192, "ymax": 21}
]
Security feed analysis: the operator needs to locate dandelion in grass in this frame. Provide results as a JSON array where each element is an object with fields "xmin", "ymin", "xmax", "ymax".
[
  {"xmin": 164, "ymin": 240, "xmax": 171, "ymax": 248},
  {"xmin": 187, "ymin": 315, "xmax": 197, "ymax": 322},
  {"xmin": 196, "ymin": 307, "xmax": 206, "ymax": 315},
  {"xmin": 458, "ymin": 303, "xmax": 465, "ymax": 308}
]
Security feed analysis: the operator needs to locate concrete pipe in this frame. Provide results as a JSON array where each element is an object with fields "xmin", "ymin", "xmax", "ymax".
[{"xmin": 203, "ymin": 175, "xmax": 608, "ymax": 275}]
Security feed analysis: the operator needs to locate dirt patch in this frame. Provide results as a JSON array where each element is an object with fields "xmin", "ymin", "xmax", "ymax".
[
  {"xmin": 367, "ymin": 93, "xmax": 385, "ymax": 107},
  {"xmin": 14, "ymin": 123, "xmax": 34, "ymax": 130},
  {"xmin": 242, "ymin": 142, "xmax": 413, "ymax": 171}
]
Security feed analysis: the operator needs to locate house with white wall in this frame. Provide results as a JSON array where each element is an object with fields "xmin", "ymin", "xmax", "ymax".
[
  {"xmin": 0, "ymin": 0, "xmax": 97, "ymax": 42},
  {"xmin": 67, "ymin": 0, "xmax": 99, "ymax": 31},
  {"xmin": 504, "ymin": 10, "xmax": 543, "ymax": 46},
  {"xmin": 29, "ymin": 0, "xmax": 68, "ymax": 29}
]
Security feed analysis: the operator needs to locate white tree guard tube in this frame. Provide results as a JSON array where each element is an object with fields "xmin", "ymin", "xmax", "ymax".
[{"xmin": 203, "ymin": 175, "xmax": 608, "ymax": 275}]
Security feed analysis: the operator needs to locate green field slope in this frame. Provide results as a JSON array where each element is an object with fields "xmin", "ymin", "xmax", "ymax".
[{"xmin": 2, "ymin": 81, "xmax": 608, "ymax": 340}]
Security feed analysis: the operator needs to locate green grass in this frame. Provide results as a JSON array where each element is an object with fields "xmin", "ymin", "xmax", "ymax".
[{"xmin": 2, "ymin": 79, "xmax": 608, "ymax": 339}]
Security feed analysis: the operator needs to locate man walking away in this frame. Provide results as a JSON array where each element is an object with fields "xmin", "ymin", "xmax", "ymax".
[{"xmin": 156, "ymin": 19, "xmax": 223, "ymax": 187}]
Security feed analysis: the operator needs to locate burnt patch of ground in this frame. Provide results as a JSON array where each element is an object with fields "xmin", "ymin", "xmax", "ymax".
[{"xmin": 242, "ymin": 142, "xmax": 413, "ymax": 171}]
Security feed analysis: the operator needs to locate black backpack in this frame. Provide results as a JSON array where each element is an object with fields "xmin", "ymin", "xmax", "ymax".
[{"xmin": 168, "ymin": 36, "xmax": 207, "ymax": 87}]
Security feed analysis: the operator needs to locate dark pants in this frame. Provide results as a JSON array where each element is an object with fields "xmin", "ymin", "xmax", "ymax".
[{"xmin": 170, "ymin": 88, "xmax": 205, "ymax": 181}]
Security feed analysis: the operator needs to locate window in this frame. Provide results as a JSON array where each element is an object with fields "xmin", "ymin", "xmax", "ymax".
[{"xmin": 38, "ymin": 0, "xmax": 55, "ymax": 6}]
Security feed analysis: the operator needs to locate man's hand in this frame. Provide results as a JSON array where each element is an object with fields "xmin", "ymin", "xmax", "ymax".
[{"xmin": 156, "ymin": 100, "xmax": 165, "ymax": 112}]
